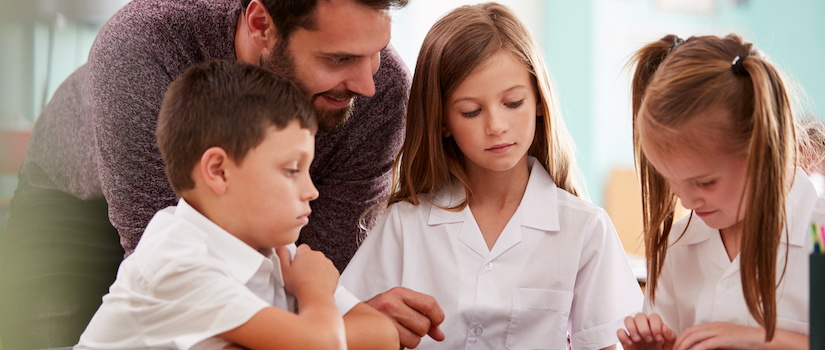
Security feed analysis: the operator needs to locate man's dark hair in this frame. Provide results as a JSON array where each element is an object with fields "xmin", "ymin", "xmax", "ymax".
[
  {"xmin": 156, "ymin": 59, "xmax": 317, "ymax": 194},
  {"xmin": 240, "ymin": 0, "xmax": 409, "ymax": 41}
]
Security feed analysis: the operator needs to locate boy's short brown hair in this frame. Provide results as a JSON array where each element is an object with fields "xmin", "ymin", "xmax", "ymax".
[{"xmin": 156, "ymin": 59, "xmax": 317, "ymax": 194}]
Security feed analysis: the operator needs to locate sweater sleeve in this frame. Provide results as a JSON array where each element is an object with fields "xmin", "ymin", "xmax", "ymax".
[
  {"xmin": 298, "ymin": 45, "xmax": 410, "ymax": 272},
  {"xmin": 88, "ymin": 11, "xmax": 179, "ymax": 254}
]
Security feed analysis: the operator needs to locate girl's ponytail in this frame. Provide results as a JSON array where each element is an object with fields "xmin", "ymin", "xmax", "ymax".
[
  {"xmin": 628, "ymin": 34, "xmax": 684, "ymax": 303},
  {"xmin": 738, "ymin": 54, "xmax": 794, "ymax": 341},
  {"xmin": 630, "ymin": 35, "xmax": 682, "ymax": 118}
]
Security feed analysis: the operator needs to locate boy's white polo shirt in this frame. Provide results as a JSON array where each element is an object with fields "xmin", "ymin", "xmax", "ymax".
[
  {"xmin": 341, "ymin": 157, "xmax": 643, "ymax": 350},
  {"xmin": 76, "ymin": 199, "xmax": 360, "ymax": 350},
  {"xmin": 643, "ymin": 169, "xmax": 820, "ymax": 336}
]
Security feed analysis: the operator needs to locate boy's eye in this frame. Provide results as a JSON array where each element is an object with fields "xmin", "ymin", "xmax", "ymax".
[
  {"xmin": 505, "ymin": 100, "xmax": 524, "ymax": 108},
  {"xmin": 462, "ymin": 108, "xmax": 481, "ymax": 118}
]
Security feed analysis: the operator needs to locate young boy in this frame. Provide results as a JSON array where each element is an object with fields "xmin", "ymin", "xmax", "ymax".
[{"xmin": 75, "ymin": 60, "xmax": 398, "ymax": 350}]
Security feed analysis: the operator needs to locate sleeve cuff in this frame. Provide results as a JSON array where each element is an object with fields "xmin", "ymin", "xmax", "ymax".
[
  {"xmin": 334, "ymin": 285, "xmax": 361, "ymax": 315},
  {"xmin": 572, "ymin": 312, "xmax": 640, "ymax": 350}
]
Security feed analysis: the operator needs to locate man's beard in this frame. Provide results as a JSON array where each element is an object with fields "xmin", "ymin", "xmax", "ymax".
[{"xmin": 262, "ymin": 41, "xmax": 358, "ymax": 133}]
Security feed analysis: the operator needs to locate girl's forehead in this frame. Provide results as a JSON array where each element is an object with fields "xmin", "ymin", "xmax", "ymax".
[
  {"xmin": 644, "ymin": 138, "xmax": 745, "ymax": 182},
  {"xmin": 639, "ymin": 105, "xmax": 744, "ymax": 153},
  {"xmin": 448, "ymin": 50, "xmax": 533, "ymax": 97}
]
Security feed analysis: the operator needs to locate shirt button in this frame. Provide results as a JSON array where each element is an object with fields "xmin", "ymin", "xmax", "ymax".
[
  {"xmin": 472, "ymin": 326, "xmax": 483, "ymax": 336},
  {"xmin": 723, "ymin": 278, "xmax": 733, "ymax": 288},
  {"xmin": 484, "ymin": 262, "xmax": 493, "ymax": 271}
]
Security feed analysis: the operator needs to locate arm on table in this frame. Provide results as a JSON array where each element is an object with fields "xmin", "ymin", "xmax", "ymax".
[
  {"xmin": 673, "ymin": 322, "xmax": 807, "ymax": 350},
  {"xmin": 343, "ymin": 302, "xmax": 399, "ymax": 350},
  {"xmin": 221, "ymin": 245, "xmax": 345, "ymax": 350}
]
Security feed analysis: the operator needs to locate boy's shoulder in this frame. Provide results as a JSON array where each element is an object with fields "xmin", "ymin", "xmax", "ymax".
[{"xmin": 125, "ymin": 205, "xmax": 213, "ymax": 277}]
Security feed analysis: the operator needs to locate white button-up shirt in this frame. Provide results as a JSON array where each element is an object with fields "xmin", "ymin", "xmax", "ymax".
[
  {"xmin": 643, "ymin": 169, "xmax": 820, "ymax": 336},
  {"xmin": 341, "ymin": 157, "xmax": 642, "ymax": 350},
  {"xmin": 76, "ymin": 199, "xmax": 360, "ymax": 350}
]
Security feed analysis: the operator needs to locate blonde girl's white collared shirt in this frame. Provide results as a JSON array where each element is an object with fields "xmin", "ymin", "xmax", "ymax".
[
  {"xmin": 340, "ymin": 157, "xmax": 643, "ymax": 350},
  {"xmin": 76, "ymin": 198, "xmax": 360, "ymax": 350},
  {"xmin": 643, "ymin": 169, "xmax": 821, "ymax": 336}
]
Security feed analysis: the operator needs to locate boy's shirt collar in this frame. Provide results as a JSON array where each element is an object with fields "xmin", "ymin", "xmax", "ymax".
[{"xmin": 174, "ymin": 198, "xmax": 292, "ymax": 288}]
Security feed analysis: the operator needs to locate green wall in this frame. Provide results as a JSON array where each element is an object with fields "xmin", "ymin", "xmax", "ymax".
[
  {"xmin": 542, "ymin": 0, "xmax": 825, "ymax": 207},
  {"xmin": 542, "ymin": 0, "xmax": 595, "ymax": 202}
]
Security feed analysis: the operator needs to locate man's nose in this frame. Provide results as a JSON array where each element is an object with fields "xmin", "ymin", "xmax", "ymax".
[{"xmin": 344, "ymin": 57, "xmax": 377, "ymax": 98}]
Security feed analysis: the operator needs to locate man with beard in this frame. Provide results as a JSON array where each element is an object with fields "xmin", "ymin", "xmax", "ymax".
[{"xmin": 0, "ymin": 0, "xmax": 443, "ymax": 348}]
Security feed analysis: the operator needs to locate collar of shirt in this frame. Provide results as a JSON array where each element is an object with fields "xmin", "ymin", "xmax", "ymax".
[
  {"xmin": 426, "ymin": 156, "xmax": 561, "ymax": 232},
  {"xmin": 174, "ymin": 198, "xmax": 290, "ymax": 288},
  {"xmin": 681, "ymin": 167, "xmax": 815, "ymax": 248}
]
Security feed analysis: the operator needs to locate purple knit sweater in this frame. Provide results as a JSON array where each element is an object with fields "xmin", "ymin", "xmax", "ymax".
[{"xmin": 23, "ymin": 0, "xmax": 410, "ymax": 271}]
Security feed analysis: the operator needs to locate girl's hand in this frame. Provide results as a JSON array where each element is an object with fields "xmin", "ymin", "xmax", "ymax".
[
  {"xmin": 617, "ymin": 313, "xmax": 676, "ymax": 350},
  {"xmin": 277, "ymin": 244, "xmax": 339, "ymax": 299},
  {"xmin": 672, "ymin": 322, "xmax": 763, "ymax": 350}
]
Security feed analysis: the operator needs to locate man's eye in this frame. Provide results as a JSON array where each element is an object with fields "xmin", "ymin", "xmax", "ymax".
[{"xmin": 331, "ymin": 57, "xmax": 348, "ymax": 65}]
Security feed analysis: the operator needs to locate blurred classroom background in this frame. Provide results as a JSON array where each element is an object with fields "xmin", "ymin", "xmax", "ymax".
[{"xmin": 1, "ymin": 0, "xmax": 823, "ymax": 263}]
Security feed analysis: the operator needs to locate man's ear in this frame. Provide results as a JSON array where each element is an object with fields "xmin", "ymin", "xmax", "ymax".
[
  {"xmin": 199, "ymin": 147, "xmax": 231, "ymax": 195},
  {"xmin": 244, "ymin": 0, "xmax": 279, "ymax": 51}
]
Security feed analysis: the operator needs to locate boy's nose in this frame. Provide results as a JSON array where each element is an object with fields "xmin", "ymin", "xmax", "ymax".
[{"xmin": 304, "ymin": 176, "xmax": 319, "ymax": 202}]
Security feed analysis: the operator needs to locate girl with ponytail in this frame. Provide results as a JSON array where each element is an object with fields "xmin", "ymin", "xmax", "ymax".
[{"xmin": 617, "ymin": 34, "xmax": 819, "ymax": 350}]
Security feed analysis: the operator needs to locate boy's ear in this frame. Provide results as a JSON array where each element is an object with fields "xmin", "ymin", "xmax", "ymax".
[
  {"xmin": 244, "ymin": 0, "xmax": 279, "ymax": 51},
  {"xmin": 199, "ymin": 147, "xmax": 231, "ymax": 195}
]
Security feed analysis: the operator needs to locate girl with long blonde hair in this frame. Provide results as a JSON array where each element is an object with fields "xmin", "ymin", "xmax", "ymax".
[
  {"xmin": 341, "ymin": 3, "xmax": 642, "ymax": 349},
  {"xmin": 618, "ymin": 34, "xmax": 818, "ymax": 350}
]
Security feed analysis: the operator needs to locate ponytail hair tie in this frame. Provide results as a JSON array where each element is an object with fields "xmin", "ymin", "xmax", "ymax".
[
  {"xmin": 732, "ymin": 55, "xmax": 750, "ymax": 77},
  {"xmin": 670, "ymin": 37, "xmax": 684, "ymax": 52}
]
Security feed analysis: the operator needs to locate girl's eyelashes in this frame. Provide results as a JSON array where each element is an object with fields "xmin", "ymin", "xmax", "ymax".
[
  {"xmin": 462, "ymin": 108, "xmax": 482, "ymax": 118},
  {"xmin": 505, "ymin": 99, "xmax": 524, "ymax": 109},
  {"xmin": 697, "ymin": 179, "xmax": 716, "ymax": 188},
  {"xmin": 460, "ymin": 99, "xmax": 523, "ymax": 117}
]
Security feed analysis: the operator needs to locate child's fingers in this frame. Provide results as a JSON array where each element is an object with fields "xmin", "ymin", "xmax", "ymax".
[
  {"xmin": 648, "ymin": 313, "xmax": 666, "ymax": 342},
  {"xmin": 624, "ymin": 315, "xmax": 641, "ymax": 342},
  {"xmin": 275, "ymin": 246, "xmax": 292, "ymax": 268},
  {"xmin": 617, "ymin": 329, "xmax": 635, "ymax": 348},
  {"xmin": 662, "ymin": 324, "xmax": 677, "ymax": 343},
  {"xmin": 295, "ymin": 243, "xmax": 312, "ymax": 255},
  {"xmin": 633, "ymin": 313, "xmax": 655, "ymax": 343}
]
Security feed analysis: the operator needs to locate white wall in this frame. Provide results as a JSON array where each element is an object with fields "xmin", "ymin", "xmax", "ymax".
[{"xmin": 390, "ymin": 0, "xmax": 543, "ymax": 70}]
